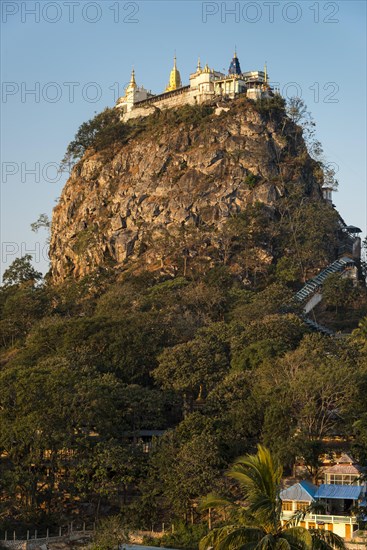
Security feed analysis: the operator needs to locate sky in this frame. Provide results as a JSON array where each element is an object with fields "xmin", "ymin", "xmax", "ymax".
[{"xmin": 1, "ymin": 0, "xmax": 366, "ymax": 278}]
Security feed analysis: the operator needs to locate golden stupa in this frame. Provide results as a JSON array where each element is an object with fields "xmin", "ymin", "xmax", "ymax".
[{"xmin": 165, "ymin": 55, "xmax": 182, "ymax": 92}]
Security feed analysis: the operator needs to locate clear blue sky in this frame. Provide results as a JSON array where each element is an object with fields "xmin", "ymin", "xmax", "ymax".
[{"xmin": 1, "ymin": 0, "xmax": 366, "ymax": 277}]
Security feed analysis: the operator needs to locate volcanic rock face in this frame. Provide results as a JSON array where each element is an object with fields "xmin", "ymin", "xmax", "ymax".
[{"xmin": 50, "ymin": 99, "xmax": 321, "ymax": 281}]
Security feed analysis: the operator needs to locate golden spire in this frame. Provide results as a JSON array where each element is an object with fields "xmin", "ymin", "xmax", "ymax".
[
  {"xmin": 165, "ymin": 55, "xmax": 182, "ymax": 92},
  {"xmin": 127, "ymin": 68, "xmax": 137, "ymax": 92},
  {"xmin": 197, "ymin": 56, "xmax": 202, "ymax": 72}
]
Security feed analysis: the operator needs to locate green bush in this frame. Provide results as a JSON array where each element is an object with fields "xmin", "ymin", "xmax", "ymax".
[
  {"xmin": 244, "ymin": 172, "xmax": 258, "ymax": 189},
  {"xmin": 61, "ymin": 108, "xmax": 128, "ymax": 168},
  {"xmin": 160, "ymin": 523, "xmax": 209, "ymax": 550},
  {"xmin": 254, "ymin": 94, "xmax": 286, "ymax": 114},
  {"xmin": 72, "ymin": 226, "xmax": 98, "ymax": 255}
]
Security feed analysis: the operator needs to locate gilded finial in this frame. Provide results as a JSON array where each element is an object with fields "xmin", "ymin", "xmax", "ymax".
[
  {"xmin": 165, "ymin": 54, "xmax": 182, "ymax": 92},
  {"xmin": 127, "ymin": 67, "xmax": 137, "ymax": 91},
  {"xmin": 197, "ymin": 56, "xmax": 201, "ymax": 71}
]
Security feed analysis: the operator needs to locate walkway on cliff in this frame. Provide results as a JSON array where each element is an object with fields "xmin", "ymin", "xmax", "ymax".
[{"xmin": 292, "ymin": 256, "xmax": 356, "ymax": 336}]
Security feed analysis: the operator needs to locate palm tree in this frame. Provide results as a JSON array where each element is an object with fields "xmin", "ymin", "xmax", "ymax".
[{"xmin": 199, "ymin": 445, "xmax": 345, "ymax": 550}]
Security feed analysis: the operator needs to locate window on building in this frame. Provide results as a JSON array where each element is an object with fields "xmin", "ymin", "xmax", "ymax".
[
  {"xmin": 282, "ymin": 501, "xmax": 293, "ymax": 511},
  {"xmin": 327, "ymin": 474, "xmax": 358, "ymax": 485},
  {"xmin": 295, "ymin": 501, "xmax": 309, "ymax": 512}
]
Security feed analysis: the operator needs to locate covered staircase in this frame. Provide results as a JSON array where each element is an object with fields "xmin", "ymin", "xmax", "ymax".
[
  {"xmin": 293, "ymin": 256, "xmax": 356, "ymax": 336},
  {"xmin": 294, "ymin": 257, "xmax": 355, "ymax": 304}
]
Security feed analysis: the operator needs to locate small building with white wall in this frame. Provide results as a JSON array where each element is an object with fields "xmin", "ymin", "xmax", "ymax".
[
  {"xmin": 280, "ymin": 460, "xmax": 366, "ymax": 541},
  {"xmin": 116, "ymin": 52, "xmax": 274, "ymax": 121}
]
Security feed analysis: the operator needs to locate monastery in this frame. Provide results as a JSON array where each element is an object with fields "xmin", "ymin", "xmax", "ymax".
[{"xmin": 116, "ymin": 52, "xmax": 274, "ymax": 121}]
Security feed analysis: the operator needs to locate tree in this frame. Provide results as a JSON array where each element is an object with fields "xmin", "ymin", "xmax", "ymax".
[
  {"xmin": 276, "ymin": 195, "xmax": 340, "ymax": 281},
  {"xmin": 286, "ymin": 97, "xmax": 308, "ymax": 125},
  {"xmin": 322, "ymin": 273, "xmax": 354, "ymax": 313},
  {"xmin": 92, "ymin": 516, "xmax": 129, "ymax": 550},
  {"xmin": 199, "ymin": 446, "xmax": 345, "ymax": 550},
  {"xmin": 2, "ymin": 255, "xmax": 42, "ymax": 287},
  {"xmin": 146, "ymin": 413, "xmax": 223, "ymax": 521},
  {"xmin": 30, "ymin": 213, "xmax": 51, "ymax": 233},
  {"xmin": 153, "ymin": 323, "xmax": 230, "ymax": 413},
  {"xmin": 60, "ymin": 108, "xmax": 128, "ymax": 170},
  {"xmin": 286, "ymin": 97, "xmax": 318, "ymax": 154},
  {"xmin": 31, "ymin": 214, "xmax": 51, "ymax": 247},
  {"xmin": 351, "ymin": 315, "xmax": 367, "ymax": 352},
  {"xmin": 0, "ymin": 284, "xmax": 50, "ymax": 345}
]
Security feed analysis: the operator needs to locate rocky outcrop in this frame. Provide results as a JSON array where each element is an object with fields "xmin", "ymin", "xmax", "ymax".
[{"xmin": 50, "ymin": 98, "xmax": 322, "ymax": 281}]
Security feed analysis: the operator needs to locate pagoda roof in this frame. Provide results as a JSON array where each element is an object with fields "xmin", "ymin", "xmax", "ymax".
[{"xmin": 228, "ymin": 53, "xmax": 242, "ymax": 75}]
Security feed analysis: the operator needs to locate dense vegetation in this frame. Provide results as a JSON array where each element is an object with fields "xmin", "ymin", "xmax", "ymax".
[
  {"xmin": 199, "ymin": 446, "xmax": 345, "ymax": 550},
  {"xmin": 1, "ymin": 231, "xmax": 367, "ymax": 536},
  {"xmin": 1, "ymin": 100, "xmax": 367, "ymax": 544}
]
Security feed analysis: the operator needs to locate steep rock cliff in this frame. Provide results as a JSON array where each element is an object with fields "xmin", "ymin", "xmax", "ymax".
[{"xmin": 50, "ymin": 98, "xmax": 322, "ymax": 281}]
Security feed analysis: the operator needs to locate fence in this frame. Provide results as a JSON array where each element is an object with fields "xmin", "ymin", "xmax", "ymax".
[{"xmin": 0, "ymin": 523, "xmax": 95, "ymax": 548}]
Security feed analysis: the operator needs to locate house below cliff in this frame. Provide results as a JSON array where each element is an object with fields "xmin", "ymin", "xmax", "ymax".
[{"xmin": 280, "ymin": 455, "xmax": 366, "ymax": 541}]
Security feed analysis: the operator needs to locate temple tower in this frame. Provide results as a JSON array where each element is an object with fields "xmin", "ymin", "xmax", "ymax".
[{"xmin": 165, "ymin": 55, "xmax": 182, "ymax": 92}]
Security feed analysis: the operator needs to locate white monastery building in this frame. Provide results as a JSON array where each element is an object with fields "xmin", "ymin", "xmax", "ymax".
[{"xmin": 116, "ymin": 52, "xmax": 274, "ymax": 121}]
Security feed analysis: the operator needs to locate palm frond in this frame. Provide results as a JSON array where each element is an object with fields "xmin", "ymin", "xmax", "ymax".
[
  {"xmin": 274, "ymin": 538, "xmax": 292, "ymax": 550},
  {"xmin": 200, "ymin": 493, "xmax": 234, "ymax": 511},
  {"xmin": 227, "ymin": 445, "xmax": 283, "ymax": 530},
  {"xmin": 309, "ymin": 528, "xmax": 346, "ymax": 550},
  {"xmin": 282, "ymin": 526, "xmax": 312, "ymax": 549},
  {"xmin": 199, "ymin": 525, "xmax": 265, "ymax": 550},
  {"xmin": 254, "ymin": 534, "xmax": 275, "ymax": 549}
]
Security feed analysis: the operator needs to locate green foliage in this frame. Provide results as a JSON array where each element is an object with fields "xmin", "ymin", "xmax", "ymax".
[
  {"xmin": 73, "ymin": 225, "xmax": 98, "ymax": 255},
  {"xmin": 143, "ymin": 413, "xmax": 223, "ymax": 518},
  {"xmin": 0, "ymin": 254, "xmax": 364, "ymax": 531},
  {"xmin": 2, "ymin": 255, "xmax": 42, "ymax": 287},
  {"xmin": 153, "ymin": 323, "xmax": 230, "ymax": 403},
  {"xmin": 244, "ymin": 172, "xmax": 259, "ymax": 189},
  {"xmin": 322, "ymin": 272, "xmax": 354, "ymax": 312},
  {"xmin": 286, "ymin": 97, "xmax": 308, "ymax": 124},
  {"xmin": 31, "ymin": 213, "xmax": 51, "ymax": 233},
  {"xmin": 275, "ymin": 256, "xmax": 302, "ymax": 284},
  {"xmin": 61, "ymin": 108, "xmax": 128, "ymax": 169},
  {"xmin": 0, "ymin": 285, "xmax": 49, "ymax": 346},
  {"xmin": 161, "ymin": 523, "xmax": 209, "ymax": 550},
  {"xmin": 145, "ymin": 104, "xmax": 214, "ymax": 131},
  {"xmin": 92, "ymin": 516, "xmax": 129, "ymax": 550},
  {"xmin": 276, "ymin": 194, "xmax": 340, "ymax": 280},
  {"xmin": 254, "ymin": 94, "xmax": 286, "ymax": 115},
  {"xmin": 0, "ymin": 167, "xmax": 365, "ymax": 532},
  {"xmin": 199, "ymin": 446, "xmax": 346, "ymax": 550}
]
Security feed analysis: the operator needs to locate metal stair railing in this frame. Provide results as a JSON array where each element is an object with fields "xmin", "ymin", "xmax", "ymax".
[
  {"xmin": 294, "ymin": 257, "xmax": 355, "ymax": 304},
  {"xmin": 302, "ymin": 316, "xmax": 335, "ymax": 336},
  {"xmin": 289, "ymin": 256, "xmax": 355, "ymax": 336}
]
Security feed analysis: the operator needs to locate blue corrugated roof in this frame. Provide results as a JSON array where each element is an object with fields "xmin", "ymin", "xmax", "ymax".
[
  {"xmin": 315, "ymin": 484, "xmax": 362, "ymax": 500},
  {"xmin": 299, "ymin": 480, "xmax": 318, "ymax": 498}
]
